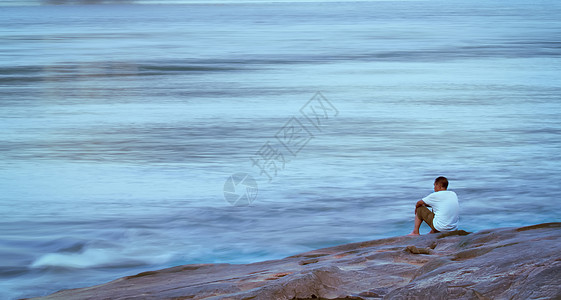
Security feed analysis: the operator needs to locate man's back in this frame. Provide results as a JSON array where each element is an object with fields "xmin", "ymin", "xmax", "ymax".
[{"xmin": 422, "ymin": 190, "xmax": 459, "ymax": 231}]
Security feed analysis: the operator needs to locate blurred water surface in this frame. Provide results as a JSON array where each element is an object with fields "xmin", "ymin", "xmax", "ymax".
[{"xmin": 1, "ymin": 0, "xmax": 561, "ymax": 298}]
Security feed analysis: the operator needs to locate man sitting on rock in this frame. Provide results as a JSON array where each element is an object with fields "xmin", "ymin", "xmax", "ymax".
[{"xmin": 409, "ymin": 176, "xmax": 459, "ymax": 235}]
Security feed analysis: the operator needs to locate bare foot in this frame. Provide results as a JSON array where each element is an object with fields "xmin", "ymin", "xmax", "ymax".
[{"xmin": 407, "ymin": 232, "xmax": 420, "ymax": 236}]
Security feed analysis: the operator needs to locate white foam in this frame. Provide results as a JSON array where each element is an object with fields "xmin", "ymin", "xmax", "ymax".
[{"xmin": 31, "ymin": 248, "xmax": 173, "ymax": 269}]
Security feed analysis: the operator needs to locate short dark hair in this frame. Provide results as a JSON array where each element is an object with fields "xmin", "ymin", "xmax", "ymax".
[{"xmin": 435, "ymin": 176, "xmax": 448, "ymax": 189}]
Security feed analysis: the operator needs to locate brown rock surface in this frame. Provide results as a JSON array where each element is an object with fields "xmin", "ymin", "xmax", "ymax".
[{"xmin": 29, "ymin": 223, "xmax": 561, "ymax": 300}]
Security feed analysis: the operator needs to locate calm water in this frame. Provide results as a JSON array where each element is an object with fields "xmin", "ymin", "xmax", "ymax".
[{"xmin": 1, "ymin": 0, "xmax": 561, "ymax": 299}]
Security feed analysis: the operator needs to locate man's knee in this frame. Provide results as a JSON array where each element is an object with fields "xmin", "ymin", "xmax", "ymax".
[
  {"xmin": 416, "ymin": 206, "xmax": 427, "ymax": 216},
  {"xmin": 416, "ymin": 206, "xmax": 433, "ymax": 222}
]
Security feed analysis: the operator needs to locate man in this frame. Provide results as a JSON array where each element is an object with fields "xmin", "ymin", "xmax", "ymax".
[{"xmin": 409, "ymin": 176, "xmax": 459, "ymax": 235}]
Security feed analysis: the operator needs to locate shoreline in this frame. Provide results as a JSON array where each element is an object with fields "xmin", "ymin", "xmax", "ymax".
[{"xmin": 29, "ymin": 222, "xmax": 561, "ymax": 300}]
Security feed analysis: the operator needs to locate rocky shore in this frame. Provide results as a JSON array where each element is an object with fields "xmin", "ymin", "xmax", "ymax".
[{"xmin": 30, "ymin": 223, "xmax": 561, "ymax": 300}]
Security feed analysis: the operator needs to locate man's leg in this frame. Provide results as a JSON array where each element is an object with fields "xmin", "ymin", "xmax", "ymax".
[
  {"xmin": 409, "ymin": 206, "xmax": 437, "ymax": 235},
  {"xmin": 409, "ymin": 211, "xmax": 423, "ymax": 235}
]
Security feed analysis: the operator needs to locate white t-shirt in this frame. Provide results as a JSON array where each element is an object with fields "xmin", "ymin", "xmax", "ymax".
[{"xmin": 422, "ymin": 190, "xmax": 459, "ymax": 232}]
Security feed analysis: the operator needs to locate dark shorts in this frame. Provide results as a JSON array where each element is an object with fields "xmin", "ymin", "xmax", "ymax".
[{"xmin": 416, "ymin": 206, "xmax": 439, "ymax": 232}]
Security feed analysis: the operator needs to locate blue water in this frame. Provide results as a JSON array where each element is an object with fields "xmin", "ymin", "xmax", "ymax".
[{"xmin": 1, "ymin": 0, "xmax": 561, "ymax": 299}]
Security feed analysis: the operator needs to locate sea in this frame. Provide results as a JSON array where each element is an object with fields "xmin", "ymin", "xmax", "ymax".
[{"xmin": 1, "ymin": 0, "xmax": 560, "ymax": 299}]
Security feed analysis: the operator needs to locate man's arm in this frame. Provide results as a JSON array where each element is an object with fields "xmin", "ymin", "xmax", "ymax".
[{"xmin": 414, "ymin": 200, "xmax": 429, "ymax": 214}]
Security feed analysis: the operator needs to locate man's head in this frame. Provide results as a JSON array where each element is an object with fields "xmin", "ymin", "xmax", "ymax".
[{"xmin": 434, "ymin": 176, "xmax": 448, "ymax": 192}]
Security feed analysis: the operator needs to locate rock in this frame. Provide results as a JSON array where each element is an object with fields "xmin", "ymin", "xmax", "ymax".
[
  {"xmin": 28, "ymin": 223, "xmax": 561, "ymax": 300},
  {"xmin": 404, "ymin": 245, "xmax": 432, "ymax": 254}
]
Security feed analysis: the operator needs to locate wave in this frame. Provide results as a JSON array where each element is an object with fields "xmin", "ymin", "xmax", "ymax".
[
  {"xmin": 1, "ymin": 0, "xmax": 415, "ymax": 7},
  {"xmin": 31, "ymin": 245, "xmax": 173, "ymax": 269}
]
